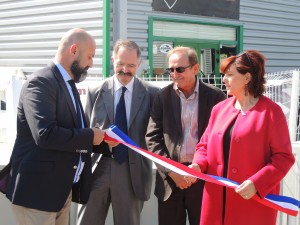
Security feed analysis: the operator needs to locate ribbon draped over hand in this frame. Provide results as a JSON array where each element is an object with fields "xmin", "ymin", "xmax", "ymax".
[{"xmin": 104, "ymin": 125, "xmax": 300, "ymax": 216}]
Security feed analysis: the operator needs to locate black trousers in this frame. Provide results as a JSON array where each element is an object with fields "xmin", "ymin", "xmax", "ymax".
[{"xmin": 158, "ymin": 180, "xmax": 204, "ymax": 225}]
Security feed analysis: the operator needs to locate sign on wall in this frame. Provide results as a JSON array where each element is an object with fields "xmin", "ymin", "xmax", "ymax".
[{"xmin": 153, "ymin": 0, "xmax": 240, "ymax": 20}]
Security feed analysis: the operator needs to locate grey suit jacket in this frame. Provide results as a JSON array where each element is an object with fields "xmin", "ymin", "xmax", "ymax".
[
  {"xmin": 85, "ymin": 76, "xmax": 160, "ymax": 201},
  {"xmin": 146, "ymin": 78, "xmax": 226, "ymax": 201}
]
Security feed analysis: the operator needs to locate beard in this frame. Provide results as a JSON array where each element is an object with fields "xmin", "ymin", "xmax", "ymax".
[
  {"xmin": 71, "ymin": 60, "xmax": 89, "ymax": 83},
  {"xmin": 117, "ymin": 70, "xmax": 134, "ymax": 77}
]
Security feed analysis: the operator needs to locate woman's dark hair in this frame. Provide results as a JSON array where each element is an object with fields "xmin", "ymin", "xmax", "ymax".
[{"xmin": 220, "ymin": 50, "xmax": 266, "ymax": 97}]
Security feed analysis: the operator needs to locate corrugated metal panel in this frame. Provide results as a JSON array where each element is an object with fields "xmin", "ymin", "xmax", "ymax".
[
  {"xmin": 1, "ymin": 0, "xmax": 299, "ymax": 76},
  {"xmin": 0, "ymin": 0, "xmax": 103, "ymax": 77},
  {"xmin": 240, "ymin": 0, "xmax": 300, "ymax": 72},
  {"xmin": 125, "ymin": 0, "xmax": 153, "ymax": 76},
  {"xmin": 153, "ymin": 21, "xmax": 236, "ymax": 41},
  {"xmin": 127, "ymin": 0, "xmax": 152, "ymax": 53}
]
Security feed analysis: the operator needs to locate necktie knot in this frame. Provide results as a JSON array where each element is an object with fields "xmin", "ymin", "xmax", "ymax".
[
  {"xmin": 121, "ymin": 86, "xmax": 127, "ymax": 95},
  {"xmin": 68, "ymin": 80, "xmax": 76, "ymax": 89}
]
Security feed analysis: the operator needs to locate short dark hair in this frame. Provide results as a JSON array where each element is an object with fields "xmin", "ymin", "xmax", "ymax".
[{"xmin": 220, "ymin": 50, "xmax": 266, "ymax": 97}]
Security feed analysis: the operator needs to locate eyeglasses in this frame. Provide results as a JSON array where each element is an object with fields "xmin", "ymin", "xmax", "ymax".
[{"xmin": 166, "ymin": 65, "xmax": 191, "ymax": 74}]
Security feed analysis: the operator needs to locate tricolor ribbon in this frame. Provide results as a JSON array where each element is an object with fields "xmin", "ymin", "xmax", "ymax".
[{"xmin": 104, "ymin": 125, "xmax": 300, "ymax": 216}]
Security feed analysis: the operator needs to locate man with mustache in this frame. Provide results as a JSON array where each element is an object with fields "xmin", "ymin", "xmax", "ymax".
[
  {"xmin": 5, "ymin": 28, "xmax": 105, "ymax": 225},
  {"xmin": 78, "ymin": 39, "xmax": 160, "ymax": 225}
]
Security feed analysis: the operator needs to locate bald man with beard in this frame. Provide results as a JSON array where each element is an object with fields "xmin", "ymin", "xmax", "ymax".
[{"xmin": 5, "ymin": 28, "xmax": 105, "ymax": 225}]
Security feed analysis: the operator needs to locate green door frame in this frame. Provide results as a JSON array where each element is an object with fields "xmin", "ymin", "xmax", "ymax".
[
  {"xmin": 102, "ymin": 0, "xmax": 111, "ymax": 78},
  {"xmin": 148, "ymin": 17, "xmax": 243, "ymax": 80}
]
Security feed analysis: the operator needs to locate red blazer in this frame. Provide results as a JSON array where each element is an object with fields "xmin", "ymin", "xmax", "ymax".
[{"xmin": 193, "ymin": 95, "xmax": 295, "ymax": 225}]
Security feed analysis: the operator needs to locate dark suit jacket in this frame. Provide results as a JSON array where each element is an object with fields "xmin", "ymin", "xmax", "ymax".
[
  {"xmin": 6, "ymin": 62, "xmax": 94, "ymax": 212},
  {"xmin": 85, "ymin": 76, "xmax": 160, "ymax": 201},
  {"xmin": 146, "ymin": 78, "xmax": 226, "ymax": 201}
]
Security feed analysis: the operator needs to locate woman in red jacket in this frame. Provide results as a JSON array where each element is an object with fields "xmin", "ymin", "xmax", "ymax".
[{"xmin": 189, "ymin": 50, "xmax": 295, "ymax": 225}]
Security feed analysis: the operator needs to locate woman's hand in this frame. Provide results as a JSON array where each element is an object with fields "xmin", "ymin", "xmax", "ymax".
[
  {"xmin": 168, "ymin": 172, "xmax": 193, "ymax": 189},
  {"xmin": 235, "ymin": 180, "xmax": 257, "ymax": 200},
  {"xmin": 184, "ymin": 163, "xmax": 201, "ymax": 184}
]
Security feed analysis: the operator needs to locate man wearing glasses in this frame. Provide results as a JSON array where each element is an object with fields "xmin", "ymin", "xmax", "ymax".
[{"xmin": 146, "ymin": 46, "xmax": 226, "ymax": 225}]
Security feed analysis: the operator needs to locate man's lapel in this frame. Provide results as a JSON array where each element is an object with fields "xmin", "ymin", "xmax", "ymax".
[
  {"xmin": 50, "ymin": 62, "xmax": 78, "ymax": 126},
  {"xmin": 102, "ymin": 77, "xmax": 114, "ymax": 124},
  {"xmin": 171, "ymin": 87, "xmax": 182, "ymax": 135},
  {"xmin": 129, "ymin": 77, "xmax": 146, "ymax": 128}
]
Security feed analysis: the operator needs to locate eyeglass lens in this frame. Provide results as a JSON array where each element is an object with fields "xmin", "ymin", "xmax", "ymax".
[{"xmin": 166, "ymin": 65, "xmax": 190, "ymax": 73}]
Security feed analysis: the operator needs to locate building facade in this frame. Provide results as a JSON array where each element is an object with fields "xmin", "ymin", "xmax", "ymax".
[
  {"xmin": 0, "ymin": 1, "xmax": 300, "ymax": 224},
  {"xmin": 0, "ymin": 0, "xmax": 299, "ymax": 79}
]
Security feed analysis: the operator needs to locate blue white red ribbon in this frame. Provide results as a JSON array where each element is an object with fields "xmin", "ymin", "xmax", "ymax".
[{"xmin": 104, "ymin": 125, "xmax": 300, "ymax": 216}]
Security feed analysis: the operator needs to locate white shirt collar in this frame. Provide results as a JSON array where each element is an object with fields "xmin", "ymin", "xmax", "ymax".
[
  {"xmin": 113, "ymin": 75, "xmax": 134, "ymax": 93},
  {"xmin": 52, "ymin": 58, "xmax": 72, "ymax": 82},
  {"xmin": 173, "ymin": 77, "xmax": 199, "ymax": 99}
]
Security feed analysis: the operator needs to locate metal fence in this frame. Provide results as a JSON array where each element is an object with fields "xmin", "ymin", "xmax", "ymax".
[{"xmin": 265, "ymin": 70, "xmax": 300, "ymax": 142}]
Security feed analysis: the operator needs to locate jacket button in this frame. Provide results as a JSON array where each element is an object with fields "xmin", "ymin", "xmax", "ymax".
[
  {"xmin": 73, "ymin": 165, "xmax": 78, "ymax": 169},
  {"xmin": 234, "ymin": 137, "xmax": 240, "ymax": 142},
  {"xmin": 232, "ymin": 168, "xmax": 237, "ymax": 173}
]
